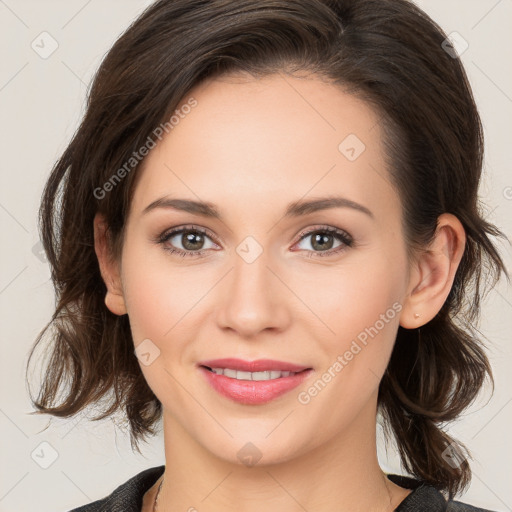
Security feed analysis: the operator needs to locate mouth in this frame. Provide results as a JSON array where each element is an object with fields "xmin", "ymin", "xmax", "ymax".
[
  {"xmin": 197, "ymin": 357, "xmax": 312, "ymax": 374},
  {"xmin": 200, "ymin": 365, "xmax": 311, "ymax": 381},
  {"xmin": 197, "ymin": 358, "xmax": 314, "ymax": 405}
]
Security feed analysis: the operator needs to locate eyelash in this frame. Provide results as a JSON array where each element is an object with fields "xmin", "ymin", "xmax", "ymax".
[{"xmin": 156, "ymin": 224, "xmax": 354, "ymax": 259}]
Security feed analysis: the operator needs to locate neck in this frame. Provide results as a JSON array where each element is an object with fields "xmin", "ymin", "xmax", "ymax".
[{"xmin": 154, "ymin": 396, "xmax": 409, "ymax": 512}]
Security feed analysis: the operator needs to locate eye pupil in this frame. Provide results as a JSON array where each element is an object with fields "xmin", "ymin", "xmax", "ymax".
[
  {"xmin": 183, "ymin": 231, "xmax": 204, "ymax": 250},
  {"xmin": 311, "ymin": 232, "xmax": 334, "ymax": 251}
]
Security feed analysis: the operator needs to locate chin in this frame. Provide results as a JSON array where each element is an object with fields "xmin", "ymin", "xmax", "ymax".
[{"xmin": 197, "ymin": 430, "xmax": 312, "ymax": 468}]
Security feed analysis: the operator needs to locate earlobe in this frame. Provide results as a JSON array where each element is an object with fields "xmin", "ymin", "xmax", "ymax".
[
  {"xmin": 93, "ymin": 213, "xmax": 127, "ymax": 316},
  {"xmin": 399, "ymin": 213, "xmax": 466, "ymax": 329},
  {"xmin": 104, "ymin": 291, "xmax": 127, "ymax": 316}
]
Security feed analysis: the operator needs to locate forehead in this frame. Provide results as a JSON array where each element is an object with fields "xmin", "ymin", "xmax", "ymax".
[{"xmin": 129, "ymin": 72, "xmax": 397, "ymax": 222}]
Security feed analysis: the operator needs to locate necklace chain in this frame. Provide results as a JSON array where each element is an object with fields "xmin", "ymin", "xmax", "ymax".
[
  {"xmin": 153, "ymin": 477, "xmax": 163, "ymax": 512},
  {"xmin": 153, "ymin": 473, "xmax": 395, "ymax": 511}
]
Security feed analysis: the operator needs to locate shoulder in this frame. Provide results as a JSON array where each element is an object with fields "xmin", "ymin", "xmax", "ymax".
[
  {"xmin": 67, "ymin": 465, "xmax": 165, "ymax": 512},
  {"xmin": 387, "ymin": 474, "xmax": 497, "ymax": 512},
  {"xmin": 447, "ymin": 501, "xmax": 497, "ymax": 512}
]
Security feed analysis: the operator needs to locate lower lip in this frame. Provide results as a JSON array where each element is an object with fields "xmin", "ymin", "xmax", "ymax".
[{"xmin": 198, "ymin": 366, "xmax": 314, "ymax": 405}]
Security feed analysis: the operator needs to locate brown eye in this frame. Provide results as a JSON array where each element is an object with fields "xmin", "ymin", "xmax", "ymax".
[
  {"xmin": 294, "ymin": 226, "xmax": 353, "ymax": 258},
  {"xmin": 158, "ymin": 226, "xmax": 218, "ymax": 257},
  {"xmin": 180, "ymin": 231, "xmax": 206, "ymax": 251}
]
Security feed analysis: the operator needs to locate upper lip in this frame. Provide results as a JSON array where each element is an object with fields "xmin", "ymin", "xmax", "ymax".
[{"xmin": 198, "ymin": 358, "xmax": 312, "ymax": 373}]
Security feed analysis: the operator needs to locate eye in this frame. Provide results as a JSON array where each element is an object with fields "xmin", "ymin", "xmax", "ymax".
[
  {"xmin": 156, "ymin": 225, "xmax": 218, "ymax": 257},
  {"xmin": 155, "ymin": 224, "xmax": 354, "ymax": 259},
  {"xmin": 293, "ymin": 225, "xmax": 353, "ymax": 258}
]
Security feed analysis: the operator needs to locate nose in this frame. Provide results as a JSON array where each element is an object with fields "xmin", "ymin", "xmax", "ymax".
[{"xmin": 215, "ymin": 247, "xmax": 291, "ymax": 338}]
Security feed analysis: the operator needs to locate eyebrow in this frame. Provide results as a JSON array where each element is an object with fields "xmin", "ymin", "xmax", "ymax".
[{"xmin": 141, "ymin": 195, "xmax": 374, "ymax": 219}]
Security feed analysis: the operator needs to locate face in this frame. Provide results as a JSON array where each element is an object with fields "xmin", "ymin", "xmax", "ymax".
[{"xmin": 115, "ymin": 72, "xmax": 413, "ymax": 465}]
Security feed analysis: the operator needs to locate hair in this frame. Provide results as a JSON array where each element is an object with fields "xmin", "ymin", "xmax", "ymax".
[{"xmin": 27, "ymin": 0, "xmax": 509, "ymax": 499}]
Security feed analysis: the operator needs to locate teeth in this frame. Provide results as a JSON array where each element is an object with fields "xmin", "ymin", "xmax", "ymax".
[{"xmin": 210, "ymin": 368, "xmax": 297, "ymax": 380}]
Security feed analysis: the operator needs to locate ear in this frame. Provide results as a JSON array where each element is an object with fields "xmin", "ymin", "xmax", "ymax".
[
  {"xmin": 93, "ymin": 212, "xmax": 127, "ymax": 316},
  {"xmin": 399, "ymin": 213, "xmax": 466, "ymax": 329}
]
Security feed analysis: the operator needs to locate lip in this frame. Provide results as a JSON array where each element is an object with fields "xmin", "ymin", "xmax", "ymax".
[
  {"xmin": 197, "ymin": 359, "xmax": 314, "ymax": 405},
  {"xmin": 197, "ymin": 358, "xmax": 311, "ymax": 373}
]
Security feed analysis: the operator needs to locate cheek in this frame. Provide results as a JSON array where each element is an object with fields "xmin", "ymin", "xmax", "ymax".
[
  {"xmin": 296, "ymin": 252, "xmax": 404, "ymax": 338},
  {"xmin": 119, "ymin": 240, "xmax": 220, "ymax": 400},
  {"xmin": 121, "ymin": 242, "xmax": 203, "ymax": 342},
  {"xmin": 295, "ymin": 248, "xmax": 406, "ymax": 390},
  {"xmin": 122, "ymin": 268, "xmax": 173, "ymax": 343},
  {"xmin": 120, "ymin": 245, "xmax": 199, "ymax": 399}
]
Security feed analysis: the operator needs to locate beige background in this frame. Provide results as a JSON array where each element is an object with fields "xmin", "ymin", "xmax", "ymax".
[{"xmin": 0, "ymin": 1, "xmax": 511, "ymax": 511}]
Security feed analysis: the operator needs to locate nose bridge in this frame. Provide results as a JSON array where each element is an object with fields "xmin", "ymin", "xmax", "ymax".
[
  {"xmin": 233, "ymin": 241, "xmax": 271, "ymax": 295},
  {"xmin": 216, "ymin": 237, "xmax": 288, "ymax": 335}
]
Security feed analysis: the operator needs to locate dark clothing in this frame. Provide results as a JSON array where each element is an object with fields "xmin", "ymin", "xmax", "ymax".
[{"xmin": 68, "ymin": 465, "xmax": 495, "ymax": 512}]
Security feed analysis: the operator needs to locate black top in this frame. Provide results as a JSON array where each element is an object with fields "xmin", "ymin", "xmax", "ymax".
[{"xmin": 67, "ymin": 465, "xmax": 496, "ymax": 512}]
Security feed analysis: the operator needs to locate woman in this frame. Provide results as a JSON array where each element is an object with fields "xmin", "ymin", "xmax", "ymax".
[{"xmin": 27, "ymin": 0, "xmax": 508, "ymax": 510}]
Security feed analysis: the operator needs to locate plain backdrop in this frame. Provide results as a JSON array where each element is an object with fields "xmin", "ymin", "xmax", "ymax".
[{"xmin": 0, "ymin": 1, "xmax": 511, "ymax": 511}]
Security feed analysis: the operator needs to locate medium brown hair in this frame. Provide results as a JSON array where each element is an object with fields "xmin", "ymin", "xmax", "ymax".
[{"xmin": 27, "ymin": 0, "xmax": 508, "ymax": 498}]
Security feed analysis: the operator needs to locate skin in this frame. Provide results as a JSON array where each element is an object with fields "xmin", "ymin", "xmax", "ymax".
[{"xmin": 94, "ymin": 71, "xmax": 466, "ymax": 512}]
